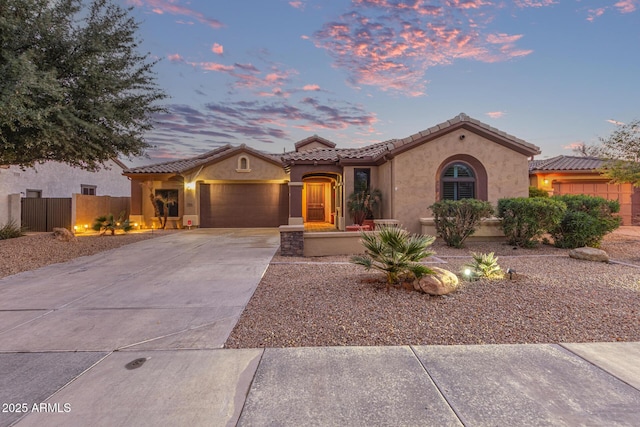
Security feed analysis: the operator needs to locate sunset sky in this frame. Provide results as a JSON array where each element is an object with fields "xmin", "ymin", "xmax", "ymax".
[{"xmin": 121, "ymin": 0, "xmax": 640, "ymax": 165}]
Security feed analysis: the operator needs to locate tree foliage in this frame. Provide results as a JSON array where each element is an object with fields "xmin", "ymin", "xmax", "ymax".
[
  {"xmin": 574, "ymin": 120, "xmax": 640, "ymax": 186},
  {"xmin": 497, "ymin": 197, "xmax": 566, "ymax": 248},
  {"xmin": 0, "ymin": 0, "xmax": 166, "ymax": 170}
]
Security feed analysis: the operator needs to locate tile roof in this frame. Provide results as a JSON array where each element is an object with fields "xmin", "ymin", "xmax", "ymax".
[
  {"xmin": 391, "ymin": 113, "xmax": 540, "ymax": 156},
  {"xmin": 529, "ymin": 155, "xmax": 604, "ymax": 172},
  {"xmin": 123, "ymin": 144, "xmax": 283, "ymax": 174},
  {"xmin": 294, "ymin": 135, "xmax": 336, "ymax": 150},
  {"xmin": 124, "ymin": 113, "xmax": 541, "ymax": 173},
  {"xmin": 282, "ymin": 140, "xmax": 395, "ymax": 163}
]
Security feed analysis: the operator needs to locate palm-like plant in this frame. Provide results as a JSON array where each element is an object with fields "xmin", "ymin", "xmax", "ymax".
[
  {"xmin": 462, "ymin": 252, "xmax": 504, "ymax": 280},
  {"xmin": 92, "ymin": 211, "xmax": 132, "ymax": 236},
  {"xmin": 350, "ymin": 225, "xmax": 435, "ymax": 291}
]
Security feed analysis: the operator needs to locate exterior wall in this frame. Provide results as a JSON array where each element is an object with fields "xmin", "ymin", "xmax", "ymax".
[
  {"xmin": 0, "ymin": 160, "xmax": 129, "ymax": 226},
  {"xmin": 197, "ymin": 154, "xmax": 288, "ymax": 182},
  {"xmin": 420, "ymin": 217, "xmax": 505, "ymax": 241},
  {"xmin": 377, "ymin": 162, "xmax": 393, "ymax": 220},
  {"xmin": 393, "ymin": 129, "xmax": 529, "ymax": 233},
  {"xmin": 137, "ymin": 179, "xmax": 184, "ymax": 229},
  {"xmin": 72, "ymin": 194, "xmax": 131, "ymax": 230},
  {"xmin": 303, "ymin": 231, "xmax": 367, "ymax": 256},
  {"xmin": 0, "ymin": 160, "xmax": 129, "ymax": 198}
]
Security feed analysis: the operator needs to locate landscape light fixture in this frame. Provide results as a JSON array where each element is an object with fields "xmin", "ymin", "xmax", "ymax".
[{"xmin": 507, "ymin": 268, "xmax": 516, "ymax": 280}]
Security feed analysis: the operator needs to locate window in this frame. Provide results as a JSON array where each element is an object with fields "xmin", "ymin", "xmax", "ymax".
[
  {"xmin": 81, "ymin": 185, "xmax": 96, "ymax": 195},
  {"xmin": 441, "ymin": 163, "xmax": 475, "ymax": 200},
  {"xmin": 154, "ymin": 189, "xmax": 179, "ymax": 217},
  {"xmin": 354, "ymin": 168, "xmax": 370, "ymax": 192},
  {"xmin": 25, "ymin": 189, "xmax": 42, "ymax": 198},
  {"xmin": 236, "ymin": 156, "xmax": 251, "ymax": 172}
]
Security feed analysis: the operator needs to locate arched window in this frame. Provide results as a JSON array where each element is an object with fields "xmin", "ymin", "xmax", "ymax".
[
  {"xmin": 441, "ymin": 162, "xmax": 475, "ymax": 200},
  {"xmin": 237, "ymin": 156, "xmax": 250, "ymax": 172}
]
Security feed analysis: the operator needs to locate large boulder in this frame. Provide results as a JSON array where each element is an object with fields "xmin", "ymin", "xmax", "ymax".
[
  {"xmin": 414, "ymin": 267, "xmax": 460, "ymax": 295},
  {"xmin": 569, "ymin": 247, "xmax": 609, "ymax": 263}
]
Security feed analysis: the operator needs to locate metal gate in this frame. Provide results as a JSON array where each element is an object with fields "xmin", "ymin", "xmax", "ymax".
[{"xmin": 21, "ymin": 198, "xmax": 72, "ymax": 232}]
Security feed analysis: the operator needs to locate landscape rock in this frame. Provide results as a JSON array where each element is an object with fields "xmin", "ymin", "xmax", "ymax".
[
  {"xmin": 52, "ymin": 227, "xmax": 76, "ymax": 242},
  {"xmin": 569, "ymin": 247, "xmax": 609, "ymax": 263},
  {"xmin": 415, "ymin": 267, "xmax": 460, "ymax": 295}
]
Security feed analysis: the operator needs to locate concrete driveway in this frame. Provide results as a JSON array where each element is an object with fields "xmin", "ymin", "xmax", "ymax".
[{"xmin": 0, "ymin": 228, "xmax": 279, "ymax": 352}]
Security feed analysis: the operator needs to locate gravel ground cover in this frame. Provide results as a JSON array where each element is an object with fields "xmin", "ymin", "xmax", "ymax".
[
  {"xmin": 0, "ymin": 230, "xmax": 179, "ymax": 279},
  {"xmin": 226, "ymin": 234, "xmax": 640, "ymax": 348}
]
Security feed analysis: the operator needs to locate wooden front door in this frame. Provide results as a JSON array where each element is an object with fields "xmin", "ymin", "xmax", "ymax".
[{"xmin": 306, "ymin": 183, "xmax": 325, "ymax": 222}]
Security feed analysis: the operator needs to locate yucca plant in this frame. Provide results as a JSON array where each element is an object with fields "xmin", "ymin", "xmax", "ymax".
[
  {"xmin": 350, "ymin": 225, "xmax": 435, "ymax": 291},
  {"xmin": 92, "ymin": 211, "xmax": 132, "ymax": 236},
  {"xmin": 0, "ymin": 220, "xmax": 25, "ymax": 240},
  {"xmin": 462, "ymin": 252, "xmax": 504, "ymax": 280}
]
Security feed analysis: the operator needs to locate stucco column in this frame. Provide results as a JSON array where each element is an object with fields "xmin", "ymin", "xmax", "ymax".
[{"xmin": 288, "ymin": 181, "xmax": 304, "ymax": 225}]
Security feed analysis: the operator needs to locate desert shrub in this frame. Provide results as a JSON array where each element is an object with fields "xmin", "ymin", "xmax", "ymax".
[
  {"xmin": 498, "ymin": 197, "xmax": 566, "ymax": 248},
  {"xmin": 430, "ymin": 199, "xmax": 494, "ymax": 248},
  {"xmin": 462, "ymin": 252, "xmax": 504, "ymax": 280},
  {"xmin": 350, "ymin": 225, "xmax": 435, "ymax": 291},
  {"xmin": 529, "ymin": 186, "xmax": 549, "ymax": 197},
  {"xmin": 549, "ymin": 194, "xmax": 621, "ymax": 248},
  {"xmin": 92, "ymin": 211, "xmax": 132, "ymax": 236},
  {"xmin": 0, "ymin": 220, "xmax": 25, "ymax": 240}
]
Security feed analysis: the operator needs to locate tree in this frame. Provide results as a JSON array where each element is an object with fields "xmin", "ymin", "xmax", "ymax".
[
  {"xmin": 575, "ymin": 120, "xmax": 640, "ymax": 186},
  {"xmin": 0, "ymin": 0, "xmax": 166, "ymax": 170}
]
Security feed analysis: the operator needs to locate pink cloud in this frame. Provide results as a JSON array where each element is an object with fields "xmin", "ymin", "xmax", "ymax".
[
  {"xmin": 167, "ymin": 53, "xmax": 184, "ymax": 62},
  {"xmin": 586, "ymin": 8, "xmax": 606, "ymax": 22},
  {"xmin": 607, "ymin": 119, "xmax": 625, "ymax": 125},
  {"xmin": 191, "ymin": 62, "xmax": 235, "ymax": 72},
  {"xmin": 314, "ymin": 2, "xmax": 534, "ymax": 95},
  {"xmin": 486, "ymin": 111, "xmax": 506, "ymax": 118},
  {"xmin": 212, "ymin": 43, "xmax": 224, "ymax": 55},
  {"xmin": 563, "ymin": 141, "xmax": 585, "ymax": 151},
  {"xmin": 303, "ymin": 84, "xmax": 321, "ymax": 91},
  {"xmin": 289, "ymin": 1, "xmax": 305, "ymax": 9},
  {"xmin": 615, "ymin": 0, "xmax": 637, "ymax": 13},
  {"xmin": 127, "ymin": 0, "xmax": 223, "ymax": 29}
]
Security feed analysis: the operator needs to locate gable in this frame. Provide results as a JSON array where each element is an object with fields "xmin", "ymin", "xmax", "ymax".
[{"xmin": 196, "ymin": 150, "xmax": 288, "ymax": 181}]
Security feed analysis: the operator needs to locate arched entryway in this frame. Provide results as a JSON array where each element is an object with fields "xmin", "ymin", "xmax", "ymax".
[{"xmin": 302, "ymin": 172, "xmax": 342, "ymax": 229}]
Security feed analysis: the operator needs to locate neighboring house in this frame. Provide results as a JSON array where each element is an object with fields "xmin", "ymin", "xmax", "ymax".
[
  {"xmin": 529, "ymin": 155, "xmax": 640, "ymax": 225},
  {"xmin": 0, "ymin": 159, "xmax": 130, "ymax": 227},
  {"xmin": 124, "ymin": 113, "xmax": 540, "ymax": 233}
]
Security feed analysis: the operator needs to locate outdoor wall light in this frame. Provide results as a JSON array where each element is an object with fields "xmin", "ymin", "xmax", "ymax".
[
  {"xmin": 459, "ymin": 134, "xmax": 466, "ymax": 140},
  {"xmin": 543, "ymin": 179, "xmax": 549, "ymax": 185},
  {"xmin": 185, "ymin": 182, "xmax": 196, "ymax": 190},
  {"xmin": 83, "ymin": 224, "xmax": 88, "ymax": 230}
]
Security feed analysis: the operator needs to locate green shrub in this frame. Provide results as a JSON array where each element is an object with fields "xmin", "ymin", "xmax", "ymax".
[
  {"xmin": 498, "ymin": 197, "xmax": 566, "ymax": 248},
  {"xmin": 0, "ymin": 220, "xmax": 25, "ymax": 240},
  {"xmin": 529, "ymin": 186, "xmax": 549, "ymax": 197},
  {"xmin": 549, "ymin": 194, "xmax": 621, "ymax": 248},
  {"xmin": 430, "ymin": 199, "xmax": 494, "ymax": 248},
  {"xmin": 350, "ymin": 225, "xmax": 435, "ymax": 291},
  {"xmin": 92, "ymin": 211, "xmax": 132, "ymax": 236},
  {"xmin": 462, "ymin": 252, "xmax": 504, "ymax": 280}
]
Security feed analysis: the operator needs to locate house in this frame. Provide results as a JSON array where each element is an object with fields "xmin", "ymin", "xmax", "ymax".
[
  {"xmin": 0, "ymin": 159, "xmax": 130, "ymax": 229},
  {"xmin": 123, "ymin": 113, "xmax": 540, "ymax": 234},
  {"xmin": 529, "ymin": 155, "xmax": 640, "ymax": 225}
]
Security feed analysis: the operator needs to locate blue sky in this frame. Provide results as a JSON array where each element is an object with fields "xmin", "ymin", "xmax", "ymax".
[{"xmin": 121, "ymin": 0, "xmax": 640, "ymax": 165}]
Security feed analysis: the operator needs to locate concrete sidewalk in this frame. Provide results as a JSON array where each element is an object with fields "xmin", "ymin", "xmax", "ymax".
[
  {"xmin": 2, "ymin": 343, "xmax": 639, "ymax": 426},
  {"xmin": 1, "ymin": 229, "xmax": 640, "ymax": 426}
]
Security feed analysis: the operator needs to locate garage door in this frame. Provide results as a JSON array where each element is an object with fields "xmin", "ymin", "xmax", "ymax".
[
  {"xmin": 200, "ymin": 183, "xmax": 288, "ymax": 228},
  {"xmin": 552, "ymin": 181, "xmax": 636, "ymax": 225}
]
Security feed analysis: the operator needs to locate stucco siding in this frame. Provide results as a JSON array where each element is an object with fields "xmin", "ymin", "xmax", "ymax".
[
  {"xmin": 392, "ymin": 129, "xmax": 530, "ymax": 233},
  {"xmin": 0, "ymin": 160, "xmax": 129, "ymax": 198},
  {"xmin": 197, "ymin": 154, "xmax": 288, "ymax": 182}
]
